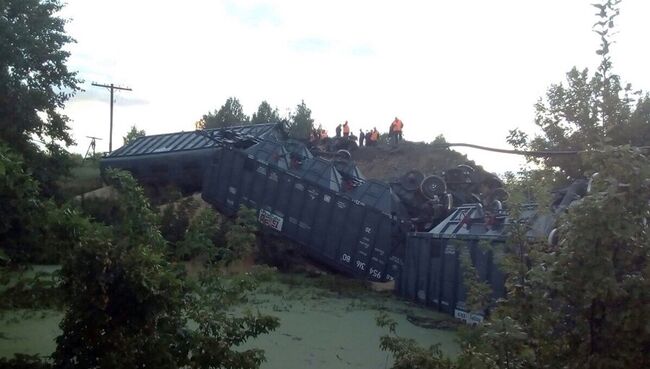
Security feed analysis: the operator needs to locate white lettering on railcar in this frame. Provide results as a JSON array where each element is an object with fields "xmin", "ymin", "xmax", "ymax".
[
  {"xmin": 454, "ymin": 309, "xmax": 484, "ymax": 325},
  {"xmin": 258, "ymin": 209, "xmax": 283, "ymax": 231},
  {"xmin": 369, "ymin": 268, "xmax": 381, "ymax": 279}
]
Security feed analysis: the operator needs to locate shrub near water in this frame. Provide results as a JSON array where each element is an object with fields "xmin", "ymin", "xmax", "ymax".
[
  {"xmin": 378, "ymin": 146, "xmax": 650, "ymax": 369},
  {"xmin": 38, "ymin": 170, "xmax": 278, "ymax": 369}
]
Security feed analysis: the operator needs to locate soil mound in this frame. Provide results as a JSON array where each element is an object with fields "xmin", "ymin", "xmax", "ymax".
[{"xmin": 352, "ymin": 141, "xmax": 485, "ymax": 181}]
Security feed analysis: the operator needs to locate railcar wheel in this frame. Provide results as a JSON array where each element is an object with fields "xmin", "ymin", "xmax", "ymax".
[
  {"xmin": 420, "ymin": 175, "xmax": 447, "ymax": 200},
  {"xmin": 336, "ymin": 149, "xmax": 352, "ymax": 160}
]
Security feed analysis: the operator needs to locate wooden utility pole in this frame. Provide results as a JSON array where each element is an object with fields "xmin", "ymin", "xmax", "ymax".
[
  {"xmin": 84, "ymin": 136, "xmax": 102, "ymax": 160},
  {"xmin": 91, "ymin": 82, "xmax": 132, "ymax": 153}
]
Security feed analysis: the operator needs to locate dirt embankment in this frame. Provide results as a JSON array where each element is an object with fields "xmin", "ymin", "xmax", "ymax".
[{"xmin": 352, "ymin": 141, "xmax": 484, "ymax": 181}]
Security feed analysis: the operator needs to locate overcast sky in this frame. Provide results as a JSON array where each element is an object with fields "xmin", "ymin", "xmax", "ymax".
[{"xmin": 60, "ymin": 0, "xmax": 650, "ymax": 174}]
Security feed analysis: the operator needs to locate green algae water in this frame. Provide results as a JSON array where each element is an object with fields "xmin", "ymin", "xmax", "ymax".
[
  {"xmin": 240, "ymin": 273, "xmax": 459, "ymax": 369},
  {"xmin": 0, "ymin": 310, "xmax": 63, "ymax": 359},
  {"xmin": 0, "ymin": 272, "xmax": 459, "ymax": 368}
]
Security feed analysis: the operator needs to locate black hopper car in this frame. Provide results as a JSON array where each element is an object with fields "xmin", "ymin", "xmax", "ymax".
[{"xmin": 101, "ymin": 123, "xmax": 583, "ymax": 320}]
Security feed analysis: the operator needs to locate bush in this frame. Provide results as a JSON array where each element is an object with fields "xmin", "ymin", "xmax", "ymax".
[
  {"xmin": 52, "ymin": 170, "xmax": 279, "ymax": 369},
  {"xmin": 175, "ymin": 207, "xmax": 220, "ymax": 261},
  {"xmin": 160, "ymin": 197, "xmax": 198, "ymax": 255}
]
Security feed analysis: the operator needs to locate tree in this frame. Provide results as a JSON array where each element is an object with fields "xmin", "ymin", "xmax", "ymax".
[
  {"xmin": 203, "ymin": 97, "xmax": 250, "ymax": 129},
  {"xmin": 0, "ymin": 0, "xmax": 81, "ymax": 187},
  {"xmin": 378, "ymin": 2, "xmax": 650, "ymax": 368},
  {"xmin": 221, "ymin": 206, "xmax": 258, "ymax": 266},
  {"xmin": 0, "ymin": 142, "xmax": 45, "ymax": 262},
  {"xmin": 507, "ymin": 0, "xmax": 650, "ymax": 182},
  {"xmin": 547, "ymin": 147, "xmax": 650, "ymax": 368},
  {"xmin": 53, "ymin": 170, "xmax": 280, "ymax": 369},
  {"xmin": 122, "ymin": 125, "xmax": 145, "ymax": 145},
  {"xmin": 379, "ymin": 147, "xmax": 650, "ymax": 369},
  {"xmin": 251, "ymin": 101, "xmax": 281, "ymax": 124},
  {"xmin": 286, "ymin": 100, "xmax": 314, "ymax": 140},
  {"xmin": 175, "ymin": 206, "xmax": 220, "ymax": 261}
]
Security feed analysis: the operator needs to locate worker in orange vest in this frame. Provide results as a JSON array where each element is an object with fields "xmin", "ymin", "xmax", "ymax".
[
  {"xmin": 391, "ymin": 117, "xmax": 404, "ymax": 144},
  {"xmin": 343, "ymin": 121, "xmax": 350, "ymax": 137},
  {"xmin": 369, "ymin": 127, "xmax": 379, "ymax": 146}
]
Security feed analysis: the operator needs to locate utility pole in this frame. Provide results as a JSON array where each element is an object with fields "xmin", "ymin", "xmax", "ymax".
[
  {"xmin": 84, "ymin": 136, "xmax": 102, "ymax": 160},
  {"xmin": 91, "ymin": 82, "xmax": 132, "ymax": 153}
]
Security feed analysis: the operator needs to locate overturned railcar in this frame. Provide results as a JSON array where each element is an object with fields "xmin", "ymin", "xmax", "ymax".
[
  {"xmin": 101, "ymin": 124, "xmax": 419, "ymax": 282},
  {"xmin": 201, "ymin": 134, "xmax": 411, "ymax": 281},
  {"xmin": 100, "ymin": 124, "xmax": 283, "ymax": 193},
  {"xmin": 101, "ymin": 123, "xmax": 571, "ymax": 317},
  {"xmin": 397, "ymin": 204, "xmax": 514, "ymax": 323},
  {"xmin": 397, "ymin": 192, "xmax": 575, "ymax": 323}
]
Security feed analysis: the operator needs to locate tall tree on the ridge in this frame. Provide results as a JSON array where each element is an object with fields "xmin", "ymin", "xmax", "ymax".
[
  {"xmin": 251, "ymin": 101, "xmax": 281, "ymax": 124},
  {"xmin": 507, "ymin": 0, "xmax": 650, "ymax": 182},
  {"xmin": 202, "ymin": 97, "xmax": 250, "ymax": 129},
  {"xmin": 286, "ymin": 100, "xmax": 314, "ymax": 140},
  {"xmin": 123, "ymin": 125, "xmax": 145, "ymax": 145}
]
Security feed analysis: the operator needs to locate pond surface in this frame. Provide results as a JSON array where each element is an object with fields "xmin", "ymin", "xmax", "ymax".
[{"xmin": 0, "ymin": 271, "xmax": 459, "ymax": 368}]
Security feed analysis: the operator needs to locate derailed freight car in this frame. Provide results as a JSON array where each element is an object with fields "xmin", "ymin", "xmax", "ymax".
[
  {"xmin": 101, "ymin": 123, "xmax": 420, "ymax": 282},
  {"xmin": 397, "ymin": 190, "xmax": 578, "ymax": 323},
  {"xmin": 397, "ymin": 204, "xmax": 514, "ymax": 323},
  {"xmin": 100, "ymin": 124, "xmax": 283, "ymax": 193},
  {"xmin": 200, "ymin": 136, "xmax": 410, "ymax": 282},
  {"xmin": 101, "ymin": 123, "xmax": 574, "ymax": 318}
]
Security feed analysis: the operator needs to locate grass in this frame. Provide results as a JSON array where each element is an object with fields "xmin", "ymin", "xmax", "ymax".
[{"xmin": 58, "ymin": 160, "xmax": 102, "ymax": 198}]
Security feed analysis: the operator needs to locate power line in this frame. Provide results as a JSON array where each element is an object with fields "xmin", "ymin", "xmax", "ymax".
[
  {"xmin": 91, "ymin": 82, "xmax": 132, "ymax": 153},
  {"xmin": 435, "ymin": 142, "xmax": 650, "ymax": 157}
]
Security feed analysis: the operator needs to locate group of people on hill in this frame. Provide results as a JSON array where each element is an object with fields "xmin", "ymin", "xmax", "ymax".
[
  {"xmin": 358, "ymin": 127, "xmax": 380, "ymax": 147},
  {"xmin": 311, "ymin": 117, "xmax": 404, "ymax": 148}
]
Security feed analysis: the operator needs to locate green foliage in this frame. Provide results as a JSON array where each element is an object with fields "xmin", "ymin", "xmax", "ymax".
[
  {"xmin": 377, "ymin": 313, "xmax": 455, "ymax": 369},
  {"xmin": 458, "ymin": 246, "xmax": 492, "ymax": 313},
  {"xmin": 502, "ymin": 168, "xmax": 554, "ymax": 207},
  {"xmin": 222, "ymin": 206, "xmax": 258, "ymax": 265},
  {"xmin": 457, "ymin": 317, "xmax": 533, "ymax": 369},
  {"xmin": 548, "ymin": 146, "xmax": 650, "ymax": 368},
  {"xmin": 507, "ymin": 0, "xmax": 650, "ymax": 182},
  {"xmin": 53, "ymin": 170, "xmax": 279, "ymax": 368},
  {"xmin": 0, "ymin": 142, "xmax": 78, "ymax": 262},
  {"xmin": 431, "ymin": 134, "xmax": 447, "ymax": 145},
  {"xmin": 145, "ymin": 184, "xmax": 183, "ymax": 206},
  {"xmin": 379, "ymin": 146, "xmax": 650, "ymax": 369},
  {"xmin": 101, "ymin": 169, "xmax": 164, "ymax": 245},
  {"xmin": 251, "ymin": 101, "xmax": 280, "ymax": 124},
  {"xmin": 176, "ymin": 207, "xmax": 220, "ymax": 261},
  {"xmin": 203, "ymin": 97, "xmax": 250, "ymax": 129},
  {"xmin": 78, "ymin": 196, "xmax": 121, "ymax": 226},
  {"xmin": 0, "ymin": 0, "xmax": 81, "ymax": 189},
  {"xmin": 122, "ymin": 125, "xmax": 145, "ymax": 145},
  {"xmin": 0, "ymin": 142, "xmax": 44, "ymax": 262},
  {"xmin": 286, "ymin": 100, "xmax": 314, "ymax": 140},
  {"xmin": 255, "ymin": 234, "xmax": 303, "ymax": 271},
  {"xmin": 377, "ymin": 2, "xmax": 650, "ymax": 368},
  {"xmin": 159, "ymin": 197, "xmax": 198, "ymax": 255}
]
